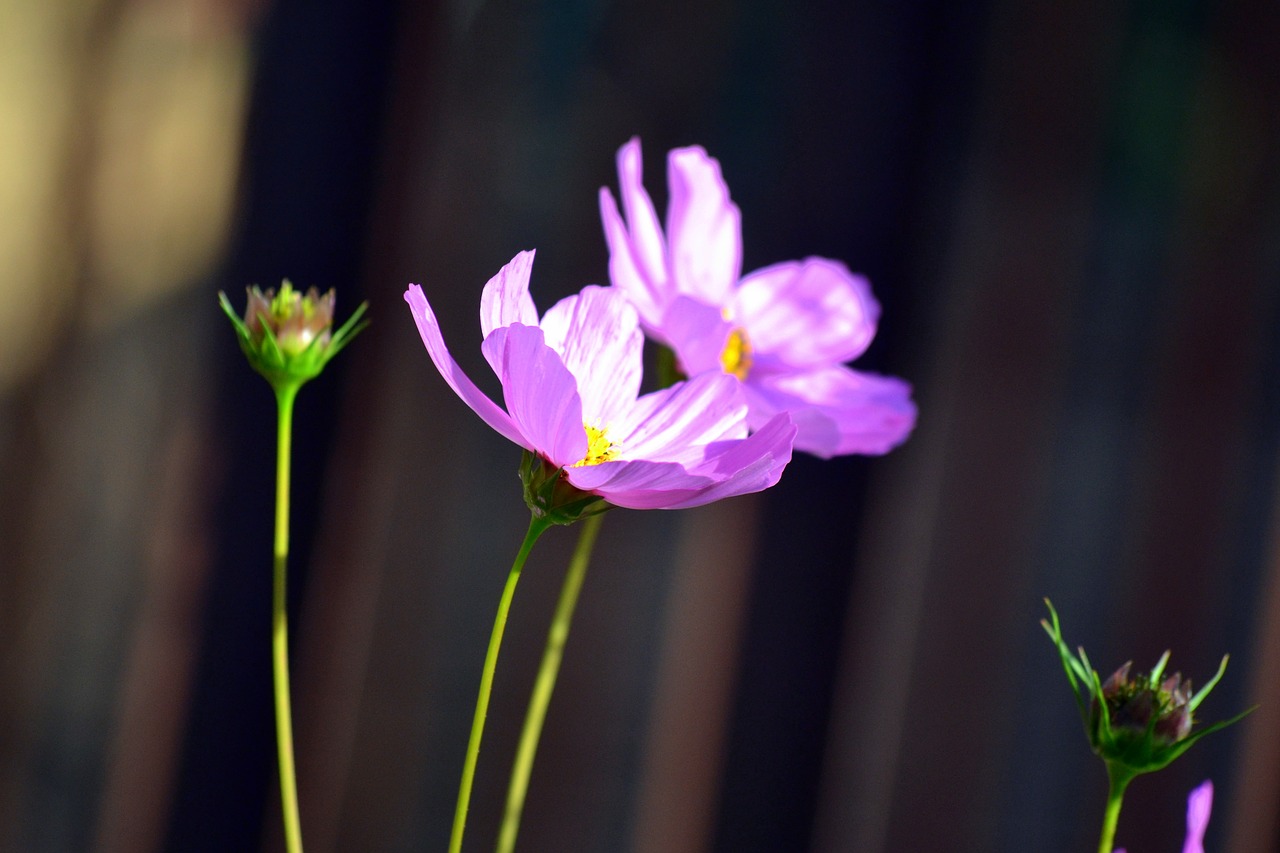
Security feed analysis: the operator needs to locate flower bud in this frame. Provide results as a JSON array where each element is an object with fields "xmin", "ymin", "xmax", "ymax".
[
  {"xmin": 245, "ymin": 282, "xmax": 337, "ymax": 356},
  {"xmin": 220, "ymin": 282, "xmax": 367, "ymax": 391},
  {"xmin": 1094, "ymin": 658, "xmax": 1195, "ymax": 759},
  {"xmin": 1042, "ymin": 600, "xmax": 1253, "ymax": 778}
]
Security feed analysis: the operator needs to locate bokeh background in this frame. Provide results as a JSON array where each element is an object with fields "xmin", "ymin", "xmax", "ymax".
[{"xmin": 3, "ymin": 0, "xmax": 1280, "ymax": 851}]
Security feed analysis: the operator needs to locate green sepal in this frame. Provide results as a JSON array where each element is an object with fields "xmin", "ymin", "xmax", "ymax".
[
  {"xmin": 326, "ymin": 298, "xmax": 371, "ymax": 359},
  {"xmin": 218, "ymin": 290, "xmax": 252, "ymax": 339},
  {"xmin": 520, "ymin": 450, "xmax": 612, "ymax": 526},
  {"xmin": 1041, "ymin": 599, "xmax": 1092, "ymax": 730}
]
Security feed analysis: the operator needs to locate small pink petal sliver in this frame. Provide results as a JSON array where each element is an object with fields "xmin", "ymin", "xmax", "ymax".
[{"xmin": 1183, "ymin": 780, "xmax": 1213, "ymax": 853}]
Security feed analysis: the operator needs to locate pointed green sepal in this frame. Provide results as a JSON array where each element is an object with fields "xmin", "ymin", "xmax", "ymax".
[{"xmin": 1041, "ymin": 599, "xmax": 1091, "ymax": 729}]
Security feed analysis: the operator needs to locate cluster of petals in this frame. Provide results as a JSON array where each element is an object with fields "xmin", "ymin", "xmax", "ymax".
[
  {"xmin": 599, "ymin": 137, "xmax": 916, "ymax": 458},
  {"xmin": 404, "ymin": 250, "xmax": 795, "ymax": 510},
  {"xmin": 1114, "ymin": 779, "xmax": 1212, "ymax": 853}
]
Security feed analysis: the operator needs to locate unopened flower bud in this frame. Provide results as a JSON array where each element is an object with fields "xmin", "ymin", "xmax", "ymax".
[
  {"xmin": 220, "ymin": 282, "xmax": 367, "ymax": 391},
  {"xmin": 1041, "ymin": 600, "xmax": 1253, "ymax": 779},
  {"xmin": 1095, "ymin": 659, "xmax": 1194, "ymax": 749}
]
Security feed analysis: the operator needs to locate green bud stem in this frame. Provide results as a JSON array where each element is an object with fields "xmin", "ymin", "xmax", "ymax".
[
  {"xmin": 1098, "ymin": 764, "xmax": 1137, "ymax": 853},
  {"xmin": 273, "ymin": 381, "xmax": 304, "ymax": 853},
  {"xmin": 497, "ymin": 512, "xmax": 605, "ymax": 853},
  {"xmin": 450, "ymin": 515, "xmax": 553, "ymax": 853}
]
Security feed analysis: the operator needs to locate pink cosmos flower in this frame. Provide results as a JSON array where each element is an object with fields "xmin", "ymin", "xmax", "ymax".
[
  {"xmin": 1114, "ymin": 780, "xmax": 1213, "ymax": 853},
  {"xmin": 599, "ymin": 137, "xmax": 917, "ymax": 458},
  {"xmin": 404, "ymin": 250, "xmax": 796, "ymax": 510}
]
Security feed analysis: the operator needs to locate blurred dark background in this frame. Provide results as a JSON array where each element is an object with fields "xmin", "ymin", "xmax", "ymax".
[{"xmin": 3, "ymin": 0, "xmax": 1279, "ymax": 851}]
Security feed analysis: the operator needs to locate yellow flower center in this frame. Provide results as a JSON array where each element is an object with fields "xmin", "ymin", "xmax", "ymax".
[
  {"xmin": 573, "ymin": 423, "xmax": 619, "ymax": 467},
  {"xmin": 720, "ymin": 327, "xmax": 753, "ymax": 380}
]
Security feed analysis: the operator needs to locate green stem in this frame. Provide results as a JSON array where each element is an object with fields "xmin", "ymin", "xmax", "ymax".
[
  {"xmin": 496, "ymin": 513, "xmax": 605, "ymax": 853},
  {"xmin": 450, "ymin": 515, "xmax": 553, "ymax": 853},
  {"xmin": 655, "ymin": 345, "xmax": 682, "ymax": 390},
  {"xmin": 273, "ymin": 382, "xmax": 304, "ymax": 853},
  {"xmin": 1098, "ymin": 765, "xmax": 1135, "ymax": 853}
]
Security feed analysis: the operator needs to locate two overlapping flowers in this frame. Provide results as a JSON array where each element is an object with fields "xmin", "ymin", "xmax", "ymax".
[{"xmin": 405, "ymin": 138, "xmax": 917, "ymax": 506}]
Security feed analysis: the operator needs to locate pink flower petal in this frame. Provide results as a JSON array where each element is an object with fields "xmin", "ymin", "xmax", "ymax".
[
  {"xmin": 566, "ymin": 413, "xmax": 793, "ymax": 510},
  {"xmin": 745, "ymin": 365, "xmax": 916, "ymax": 458},
  {"xmin": 480, "ymin": 250, "xmax": 539, "ymax": 339},
  {"xmin": 668, "ymin": 412, "xmax": 795, "ymax": 508},
  {"xmin": 599, "ymin": 138, "xmax": 670, "ymax": 331},
  {"xmin": 621, "ymin": 371, "xmax": 748, "ymax": 463},
  {"xmin": 539, "ymin": 286, "xmax": 644, "ymax": 426},
  {"xmin": 565, "ymin": 459, "xmax": 713, "ymax": 509},
  {"xmin": 617, "ymin": 138, "xmax": 668, "ymax": 284},
  {"xmin": 667, "ymin": 146, "xmax": 741, "ymax": 306},
  {"xmin": 485, "ymin": 323, "xmax": 588, "ymax": 467},
  {"xmin": 404, "ymin": 284, "xmax": 532, "ymax": 450},
  {"xmin": 600, "ymin": 187, "xmax": 667, "ymax": 332},
  {"xmin": 1183, "ymin": 780, "xmax": 1213, "ymax": 853},
  {"xmin": 732, "ymin": 258, "xmax": 880, "ymax": 368},
  {"xmin": 659, "ymin": 296, "xmax": 734, "ymax": 376}
]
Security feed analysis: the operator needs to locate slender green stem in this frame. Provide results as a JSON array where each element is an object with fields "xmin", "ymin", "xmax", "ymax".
[
  {"xmin": 1098, "ymin": 765, "xmax": 1135, "ymax": 853},
  {"xmin": 496, "ymin": 513, "xmax": 605, "ymax": 853},
  {"xmin": 273, "ymin": 382, "xmax": 304, "ymax": 853},
  {"xmin": 450, "ymin": 515, "xmax": 553, "ymax": 853}
]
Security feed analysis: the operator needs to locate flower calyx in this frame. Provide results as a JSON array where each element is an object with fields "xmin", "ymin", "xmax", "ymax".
[
  {"xmin": 520, "ymin": 450, "xmax": 612, "ymax": 526},
  {"xmin": 219, "ymin": 282, "xmax": 368, "ymax": 391}
]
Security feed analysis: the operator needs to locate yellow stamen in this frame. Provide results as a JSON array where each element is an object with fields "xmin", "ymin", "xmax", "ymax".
[
  {"xmin": 720, "ymin": 327, "xmax": 753, "ymax": 380},
  {"xmin": 574, "ymin": 423, "xmax": 619, "ymax": 467}
]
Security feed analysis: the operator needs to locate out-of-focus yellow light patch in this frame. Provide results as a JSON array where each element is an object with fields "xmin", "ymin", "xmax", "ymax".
[
  {"xmin": 0, "ymin": 0, "xmax": 253, "ymax": 388},
  {"xmin": 573, "ymin": 423, "xmax": 619, "ymax": 467},
  {"xmin": 0, "ymin": 2, "xmax": 79, "ymax": 388},
  {"xmin": 87, "ymin": 2, "xmax": 252, "ymax": 330},
  {"xmin": 720, "ymin": 327, "xmax": 752, "ymax": 380}
]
